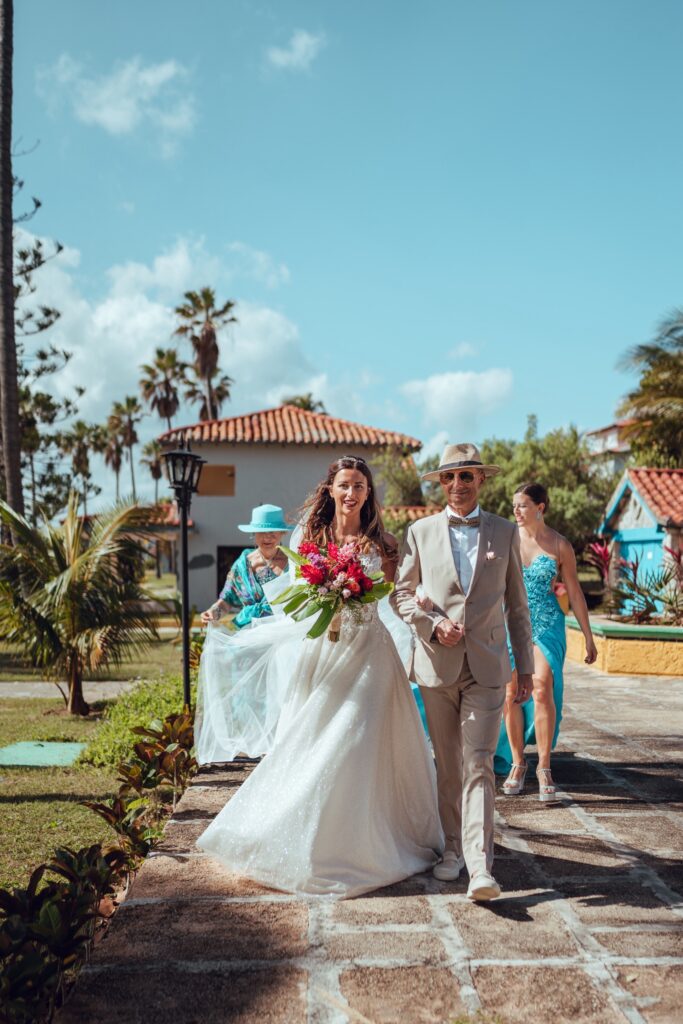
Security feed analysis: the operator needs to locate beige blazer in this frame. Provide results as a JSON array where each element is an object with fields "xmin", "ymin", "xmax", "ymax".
[{"xmin": 391, "ymin": 508, "xmax": 534, "ymax": 688}]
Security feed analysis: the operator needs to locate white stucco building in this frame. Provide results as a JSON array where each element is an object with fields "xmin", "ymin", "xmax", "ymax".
[
  {"xmin": 583, "ymin": 419, "xmax": 635, "ymax": 477},
  {"xmin": 158, "ymin": 404, "xmax": 422, "ymax": 611}
]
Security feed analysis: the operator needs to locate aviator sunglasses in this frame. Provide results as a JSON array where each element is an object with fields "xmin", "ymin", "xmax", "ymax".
[{"xmin": 439, "ymin": 470, "xmax": 476, "ymax": 483}]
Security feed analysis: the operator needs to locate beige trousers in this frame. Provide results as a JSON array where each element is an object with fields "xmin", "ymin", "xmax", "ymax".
[{"xmin": 420, "ymin": 656, "xmax": 505, "ymax": 877}]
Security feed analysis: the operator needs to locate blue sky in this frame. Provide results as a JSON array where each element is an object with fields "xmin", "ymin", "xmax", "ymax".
[{"xmin": 14, "ymin": 0, "xmax": 683, "ymax": 502}]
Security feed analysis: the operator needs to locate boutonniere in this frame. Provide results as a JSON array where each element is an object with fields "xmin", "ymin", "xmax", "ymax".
[{"xmin": 485, "ymin": 551, "xmax": 496, "ymax": 561}]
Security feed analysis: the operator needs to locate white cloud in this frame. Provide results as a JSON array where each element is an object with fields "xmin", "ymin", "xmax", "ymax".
[
  {"xmin": 400, "ymin": 369, "xmax": 514, "ymax": 434},
  {"xmin": 266, "ymin": 30, "xmax": 326, "ymax": 71},
  {"xmin": 448, "ymin": 341, "xmax": 477, "ymax": 359},
  {"xmin": 36, "ymin": 54, "xmax": 195, "ymax": 156},
  {"xmin": 15, "ymin": 233, "xmax": 329, "ymax": 507},
  {"xmin": 227, "ymin": 242, "xmax": 290, "ymax": 288},
  {"xmin": 421, "ymin": 431, "xmax": 449, "ymax": 458}
]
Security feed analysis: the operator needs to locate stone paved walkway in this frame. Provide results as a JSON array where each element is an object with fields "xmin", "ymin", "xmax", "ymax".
[{"xmin": 58, "ymin": 664, "xmax": 683, "ymax": 1024}]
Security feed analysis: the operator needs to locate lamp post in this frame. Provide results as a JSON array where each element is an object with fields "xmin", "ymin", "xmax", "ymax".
[{"xmin": 162, "ymin": 438, "xmax": 206, "ymax": 708}]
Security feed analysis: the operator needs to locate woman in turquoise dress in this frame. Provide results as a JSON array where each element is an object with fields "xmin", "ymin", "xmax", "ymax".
[
  {"xmin": 200, "ymin": 504, "xmax": 292, "ymax": 629},
  {"xmin": 495, "ymin": 483, "xmax": 597, "ymax": 801}
]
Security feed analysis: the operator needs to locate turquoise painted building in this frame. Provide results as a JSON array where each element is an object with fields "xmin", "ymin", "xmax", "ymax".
[{"xmin": 600, "ymin": 468, "xmax": 683, "ymax": 582}]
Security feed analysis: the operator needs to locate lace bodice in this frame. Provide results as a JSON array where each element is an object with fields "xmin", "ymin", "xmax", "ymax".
[
  {"xmin": 338, "ymin": 547, "xmax": 384, "ymax": 632},
  {"xmin": 523, "ymin": 555, "xmax": 564, "ymax": 643}
]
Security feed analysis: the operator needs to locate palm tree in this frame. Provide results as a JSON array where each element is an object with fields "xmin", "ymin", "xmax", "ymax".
[
  {"xmin": 59, "ymin": 420, "xmax": 104, "ymax": 516},
  {"xmin": 174, "ymin": 287, "xmax": 237, "ymax": 421},
  {"xmin": 141, "ymin": 439, "xmax": 163, "ymax": 504},
  {"xmin": 103, "ymin": 429, "xmax": 124, "ymax": 502},
  {"xmin": 0, "ymin": 493, "xmax": 159, "ymax": 715},
  {"xmin": 281, "ymin": 393, "xmax": 327, "ymax": 413},
  {"xmin": 618, "ymin": 311, "xmax": 683, "ymax": 465},
  {"xmin": 109, "ymin": 397, "xmax": 143, "ymax": 500},
  {"xmin": 139, "ymin": 347, "xmax": 186, "ymax": 431},
  {"xmin": 0, "ymin": 0, "xmax": 24, "ymax": 518},
  {"xmin": 183, "ymin": 366, "xmax": 233, "ymax": 422}
]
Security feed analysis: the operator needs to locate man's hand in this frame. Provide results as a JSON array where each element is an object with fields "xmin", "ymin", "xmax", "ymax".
[
  {"xmin": 434, "ymin": 618, "xmax": 465, "ymax": 647},
  {"xmin": 513, "ymin": 673, "xmax": 533, "ymax": 704}
]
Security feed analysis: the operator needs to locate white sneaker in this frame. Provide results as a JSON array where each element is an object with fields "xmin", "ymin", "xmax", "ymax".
[
  {"xmin": 467, "ymin": 872, "xmax": 501, "ymax": 901},
  {"xmin": 433, "ymin": 852, "xmax": 465, "ymax": 881}
]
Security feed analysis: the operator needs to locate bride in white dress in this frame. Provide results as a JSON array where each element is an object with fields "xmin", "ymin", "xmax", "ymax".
[{"xmin": 196, "ymin": 456, "xmax": 444, "ymax": 898}]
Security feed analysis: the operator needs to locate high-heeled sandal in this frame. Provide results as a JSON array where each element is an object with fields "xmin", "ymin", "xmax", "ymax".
[
  {"xmin": 502, "ymin": 762, "xmax": 527, "ymax": 795},
  {"xmin": 536, "ymin": 767, "xmax": 559, "ymax": 803}
]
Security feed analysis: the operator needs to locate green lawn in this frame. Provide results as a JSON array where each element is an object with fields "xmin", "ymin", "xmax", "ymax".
[
  {"xmin": 0, "ymin": 637, "xmax": 184, "ymax": 683},
  {"xmin": 0, "ymin": 699, "xmax": 119, "ymax": 891}
]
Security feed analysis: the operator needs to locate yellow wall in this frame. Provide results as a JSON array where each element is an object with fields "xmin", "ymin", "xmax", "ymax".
[{"xmin": 566, "ymin": 627, "xmax": 683, "ymax": 676}]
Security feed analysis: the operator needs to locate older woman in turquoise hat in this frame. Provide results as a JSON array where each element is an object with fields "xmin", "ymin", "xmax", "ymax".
[{"xmin": 201, "ymin": 504, "xmax": 291, "ymax": 629}]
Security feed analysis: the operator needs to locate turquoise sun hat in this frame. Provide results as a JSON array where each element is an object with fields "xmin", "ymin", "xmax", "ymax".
[{"xmin": 237, "ymin": 504, "xmax": 293, "ymax": 533}]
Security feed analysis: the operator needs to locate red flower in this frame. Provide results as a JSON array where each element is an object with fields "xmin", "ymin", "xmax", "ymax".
[
  {"xmin": 346, "ymin": 579, "xmax": 361, "ymax": 596},
  {"xmin": 344, "ymin": 562, "xmax": 363, "ymax": 581},
  {"xmin": 301, "ymin": 564, "xmax": 327, "ymax": 585},
  {"xmin": 360, "ymin": 575, "xmax": 373, "ymax": 592},
  {"xmin": 299, "ymin": 542, "xmax": 320, "ymax": 557}
]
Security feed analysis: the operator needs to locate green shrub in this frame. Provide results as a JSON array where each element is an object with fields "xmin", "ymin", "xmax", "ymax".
[{"xmin": 81, "ymin": 676, "xmax": 196, "ymax": 768}]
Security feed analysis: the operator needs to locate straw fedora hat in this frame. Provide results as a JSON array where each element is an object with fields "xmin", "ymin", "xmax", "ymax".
[{"xmin": 421, "ymin": 443, "xmax": 501, "ymax": 482}]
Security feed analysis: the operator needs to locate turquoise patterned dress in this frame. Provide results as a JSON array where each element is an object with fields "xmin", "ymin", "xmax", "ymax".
[
  {"xmin": 494, "ymin": 554, "xmax": 566, "ymax": 775},
  {"xmin": 219, "ymin": 549, "xmax": 279, "ymax": 629}
]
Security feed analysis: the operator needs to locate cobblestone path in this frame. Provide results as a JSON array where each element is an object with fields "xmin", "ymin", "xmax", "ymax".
[{"xmin": 59, "ymin": 663, "xmax": 683, "ymax": 1024}]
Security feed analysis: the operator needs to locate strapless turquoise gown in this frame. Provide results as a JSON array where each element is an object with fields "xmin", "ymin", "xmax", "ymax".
[{"xmin": 494, "ymin": 554, "xmax": 566, "ymax": 775}]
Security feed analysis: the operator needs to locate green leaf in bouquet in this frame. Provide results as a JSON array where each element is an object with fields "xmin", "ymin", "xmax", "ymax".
[
  {"xmin": 292, "ymin": 598, "xmax": 323, "ymax": 621},
  {"xmin": 270, "ymin": 583, "xmax": 296, "ymax": 605},
  {"xmin": 361, "ymin": 582, "xmax": 394, "ymax": 602},
  {"xmin": 306, "ymin": 601, "xmax": 337, "ymax": 638},
  {"xmin": 278, "ymin": 544, "xmax": 306, "ymax": 566},
  {"xmin": 283, "ymin": 589, "xmax": 311, "ymax": 614}
]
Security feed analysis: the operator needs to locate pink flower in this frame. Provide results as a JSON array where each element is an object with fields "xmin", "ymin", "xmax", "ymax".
[{"xmin": 342, "ymin": 588, "xmax": 352, "ymax": 600}]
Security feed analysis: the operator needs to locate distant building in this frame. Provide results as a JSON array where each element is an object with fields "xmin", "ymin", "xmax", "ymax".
[
  {"xmin": 583, "ymin": 419, "xmax": 635, "ymax": 476},
  {"xmin": 158, "ymin": 404, "xmax": 422, "ymax": 610},
  {"xmin": 599, "ymin": 468, "xmax": 683, "ymax": 584}
]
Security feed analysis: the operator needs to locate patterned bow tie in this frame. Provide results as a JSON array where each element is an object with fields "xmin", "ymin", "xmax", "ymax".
[{"xmin": 448, "ymin": 515, "xmax": 481, "ymax": 528}]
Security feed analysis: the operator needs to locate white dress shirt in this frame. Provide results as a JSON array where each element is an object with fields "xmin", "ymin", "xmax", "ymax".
[{"xmin": 447, "ymin": 504, "xmax": 480, "ymax": 595}]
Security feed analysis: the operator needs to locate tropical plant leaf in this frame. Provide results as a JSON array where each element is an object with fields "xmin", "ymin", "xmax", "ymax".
[
  {"xmin": 282, "ymin": 589, "xmax": 311, "ymax": 615},
  {"xmin": 278, "ymin": 545, "xmax": 305, "ymax": 566},
  {"xmin": 292, "ymin": 598, "xmax": 325, "ymax": 622},
  {"xmin": 306, "ymin": 602, "xmax": 337, "ymax": 638}
]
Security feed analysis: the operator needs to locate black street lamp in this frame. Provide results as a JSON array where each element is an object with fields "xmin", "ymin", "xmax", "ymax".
[{"xmin": 162, "ymin": 438, "xmax": 206, "ymax": 708}]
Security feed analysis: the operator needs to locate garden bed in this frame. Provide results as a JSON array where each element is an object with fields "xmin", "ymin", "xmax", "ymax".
[{"xmin": 566, "ymin": 616, "xmax": 683, "ymax": 675}]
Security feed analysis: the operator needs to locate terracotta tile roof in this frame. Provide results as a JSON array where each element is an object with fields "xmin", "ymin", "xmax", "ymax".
[
  {"xmin": 383, "ymin": 505, "xmax": 442, "ymax": 522},
  {"xmin": 584, "ymin": 418, "xmax": 638, "ymax": 437},
  {"xmin": 629, "ymin": 468, "xmax": 683, "ymax": 526},
  {"xmin": 158, "ymin": 405, "xmax": 422, "ymax": 452}
]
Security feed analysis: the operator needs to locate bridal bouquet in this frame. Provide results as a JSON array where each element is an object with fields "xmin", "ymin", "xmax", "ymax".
[{"xmin": 272, "ymin": 541, "xmax": 393, "ymax": 641}]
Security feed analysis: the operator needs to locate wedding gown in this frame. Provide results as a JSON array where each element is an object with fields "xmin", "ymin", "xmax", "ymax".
[{"xmin": 196, "ymin": 547, "xmax": 444, "ymax": 899}]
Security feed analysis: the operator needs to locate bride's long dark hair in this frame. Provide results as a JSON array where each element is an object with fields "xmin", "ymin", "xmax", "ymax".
[{"xmin": 300, "ymin": 456, "xmax": 395, "ymax": 556}]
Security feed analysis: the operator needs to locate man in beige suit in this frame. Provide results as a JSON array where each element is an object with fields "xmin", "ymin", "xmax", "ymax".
[{"xmin": 391, "ymin": 443, "xmax": 534, "ymax": 901}]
